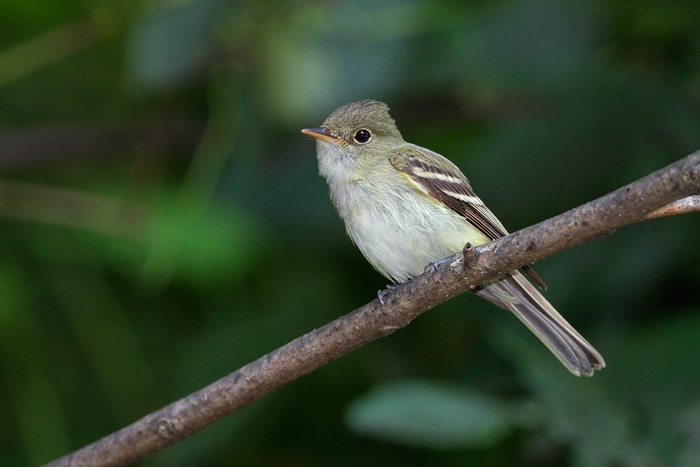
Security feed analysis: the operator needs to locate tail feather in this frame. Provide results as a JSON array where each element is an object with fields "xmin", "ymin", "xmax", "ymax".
[{"xmin": 476, "ymin": 273, "xmax": 605, "ymax": 376}]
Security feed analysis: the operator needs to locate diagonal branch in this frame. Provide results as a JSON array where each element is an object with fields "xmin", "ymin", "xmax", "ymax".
[{"xmin": 45, "ymin": 151, "xmax": 700, "ymax": 467}]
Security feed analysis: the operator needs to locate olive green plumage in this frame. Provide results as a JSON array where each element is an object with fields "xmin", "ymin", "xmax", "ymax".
[{"xmin": 302, "ymin": 99, "xmax": 604, "ymax": 376}]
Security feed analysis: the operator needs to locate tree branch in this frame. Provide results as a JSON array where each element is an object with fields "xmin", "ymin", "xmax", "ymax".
[{"xmin": 45, "ymin": 151, "xmax": 700, "ymax": 467}]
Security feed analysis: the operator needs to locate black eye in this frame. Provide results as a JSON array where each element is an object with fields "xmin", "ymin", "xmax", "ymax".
[{"xmin": 354, "ymin": 129, "xmax": 371, "ymax": 143}]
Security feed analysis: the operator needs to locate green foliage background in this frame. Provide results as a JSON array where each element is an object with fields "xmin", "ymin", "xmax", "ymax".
[{"xmin": 1, "ymin": 0, "xmax": 699, "ymax": 465}]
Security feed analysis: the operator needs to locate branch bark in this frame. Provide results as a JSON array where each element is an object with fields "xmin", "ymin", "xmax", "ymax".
[{"xmin": 45, "ymin": 151, "xmax": 700, "ymax": 467}]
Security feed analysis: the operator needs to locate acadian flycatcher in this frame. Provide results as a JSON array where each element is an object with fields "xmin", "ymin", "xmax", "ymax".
[{"xmin": 302, "ymin": 99, "xmax": 604, "ymax": 376}]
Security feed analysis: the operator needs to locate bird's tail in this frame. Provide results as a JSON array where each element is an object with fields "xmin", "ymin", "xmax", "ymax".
[{"xmin": 475, "ymin": 273, "xmax": 605, "ymax": 376}]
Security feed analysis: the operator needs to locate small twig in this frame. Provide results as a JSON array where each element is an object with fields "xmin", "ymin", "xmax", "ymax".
[
  {"xmin": 0, "ymin": 121, "xmax": 204, "ymax": 169},
  {"xmin": 45, "ymin": 151, "xmax": 700, "ymax": 467},
  {"xmin": 637, "ymin": 195, "xmax": 700, "ymax": 221},
  {"xmin": 0, "ymin": 3, "xmax": 123, "ymax": 88},
  {"xmin": 0, "ymin": 181, "xmax": 148, "ymax": 237},
  {"xmin": 461, "ymin": 242, "xmax": 475, "ymax": 267}
]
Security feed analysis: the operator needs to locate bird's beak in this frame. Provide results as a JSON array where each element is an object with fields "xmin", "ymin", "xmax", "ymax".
[{"xmin": 301, "ymin": 126, "xmax": 341, "ymax": 144}]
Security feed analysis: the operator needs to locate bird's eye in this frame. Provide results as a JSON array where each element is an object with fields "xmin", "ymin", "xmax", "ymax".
[{"xmin": 353, "ymin": 129, "xmax": 371, "ymax": 143}]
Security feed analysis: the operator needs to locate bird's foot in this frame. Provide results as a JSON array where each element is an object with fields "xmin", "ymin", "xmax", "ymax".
[
  {"xmin": 377, "ymin": 284, "xmax": 400, "ymax": 305},
  {"xmin": 424, "ymin": 257, "xmax": 450, "ymax": 277}
]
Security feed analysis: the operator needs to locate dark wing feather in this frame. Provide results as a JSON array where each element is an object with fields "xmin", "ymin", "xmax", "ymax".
[{"xmin": 390, "ymin": 149, "xmax": 546, "ymax": 289}]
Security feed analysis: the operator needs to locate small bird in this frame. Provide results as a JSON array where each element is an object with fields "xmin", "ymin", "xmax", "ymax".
[{"xmin": 302, "ymin": 99, "xmax": 605, "ymax": 376}]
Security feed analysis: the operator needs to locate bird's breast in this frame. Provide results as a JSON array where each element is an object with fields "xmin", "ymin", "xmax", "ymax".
[{"xmin": 328, "ymin": 175, "xmax": 478, "ymax": 283}]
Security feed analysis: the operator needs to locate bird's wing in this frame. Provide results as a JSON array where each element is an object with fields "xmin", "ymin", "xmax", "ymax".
[{"xmin": 390, "ymin": 147, "xmax": 546, "ymax": 289}]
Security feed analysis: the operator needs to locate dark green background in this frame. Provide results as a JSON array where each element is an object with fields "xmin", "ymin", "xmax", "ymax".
[{"xmin": 1, "ymin": 0, "xmax": 699, "ymax": 465}]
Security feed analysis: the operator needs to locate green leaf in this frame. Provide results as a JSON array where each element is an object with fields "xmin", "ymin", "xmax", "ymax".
[{"xmin": 345, "ymin": 379, "xmax": 511, "ymax": 449}]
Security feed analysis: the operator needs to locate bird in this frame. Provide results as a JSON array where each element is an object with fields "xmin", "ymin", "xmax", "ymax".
[{"xmin": 302, "ymin": 99, "xmax": 605, "ymax": 376}]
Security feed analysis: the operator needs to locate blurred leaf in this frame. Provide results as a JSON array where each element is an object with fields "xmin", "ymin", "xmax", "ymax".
[
  {"xmin": 610, "ymin": 312, "xmax": 700, "ymax": 465},
  {"xmin": 125, "ymin": 0, "xmax": 227, "ymax": 90},
  {"xmin": 263, "ymin": 2, "xmax": 430, "ymax": 123},
  {"xmin": 491, "ymin": 311, "xmax": 700, "ymax": 466},
  {"xmin": 677, "ymin": 399, "xmax": 700, "ymax": 467},
  {"xmin": 0, "ymin": 262, "xmax": 27, "ymax": 323},
  {"xmin": 491, "ymin": 322, "xmax": 643, "ymax": 465},
  {"xmin": 345, "ymin": 379, "xmax": 511, "ymax": 449},
  {"xmin": 0, "ymin": 253, "xmax": 72, "ymax": 466},
  {"xmin": 141, "ymin": 200, "xmax": 267, "ymax": 291},
  {"xmin": 467, "ymin": 0, "xmax": 597, "ymax": 86}
]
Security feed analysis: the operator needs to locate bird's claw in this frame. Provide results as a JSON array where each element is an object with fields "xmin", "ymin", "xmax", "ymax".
[
  {"xmin": 424, "ymin": 257, "xmax": 450, "ymax": 276},
  {"xmin": 377, "ymin": 284, "xmax": 399, "ymax": 305}
]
